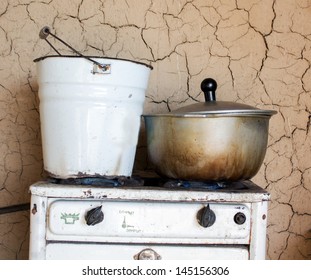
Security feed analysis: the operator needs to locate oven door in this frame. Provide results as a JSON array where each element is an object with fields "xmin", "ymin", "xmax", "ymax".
[{"xmin": 46, "ymin": 243, "xmax": 249, "ymax": 260}]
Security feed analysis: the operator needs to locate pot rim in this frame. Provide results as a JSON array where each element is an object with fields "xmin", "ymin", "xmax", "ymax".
[
  {"xmin": 34, "ymin": 55, "xmax": 153, "ymax": 69},
  {"xmin": 143, "ymin": 110, "xmax": 277, "ymax": 118}
]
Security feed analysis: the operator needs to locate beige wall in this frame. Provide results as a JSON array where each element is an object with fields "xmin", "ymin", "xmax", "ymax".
[{"xmin": 0, "ymin": 0, "xmax": 310, "ymax": 259}]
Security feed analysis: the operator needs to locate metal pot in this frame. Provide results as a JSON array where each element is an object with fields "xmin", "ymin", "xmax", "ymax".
[{"xmin": 143, "ymin": 78, "xmax": 277, "ymax": 181}]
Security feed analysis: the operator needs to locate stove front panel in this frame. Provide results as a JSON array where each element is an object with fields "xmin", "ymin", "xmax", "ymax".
[
  {"xmin": 30, "ymin": 183, "xmax": 269, "ymax": 260},
  {"xmin": 46, "ymin": 199, "xmax": 251, "ymax": 244}
]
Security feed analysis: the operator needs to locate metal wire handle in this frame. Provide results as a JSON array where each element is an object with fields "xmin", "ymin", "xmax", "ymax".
[{"xmin": 39, "ymin": 26, "xmax": 109, "ymax": 71}]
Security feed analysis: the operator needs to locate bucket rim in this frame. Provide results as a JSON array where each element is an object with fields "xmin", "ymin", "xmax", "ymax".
[{"xmin": 34, "ymin": 55, "xmax": 153, "ymax": 70}]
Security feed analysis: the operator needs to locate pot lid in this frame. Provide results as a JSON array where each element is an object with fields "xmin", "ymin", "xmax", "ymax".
[{"xmin": 148, "ymin": 78, "xmax": 277, "ymax": 117}]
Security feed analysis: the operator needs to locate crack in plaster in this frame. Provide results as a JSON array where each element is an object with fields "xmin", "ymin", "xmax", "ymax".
[{"xmin": 0, "ymin": 0, "xmax": 310, "ymax": 260}]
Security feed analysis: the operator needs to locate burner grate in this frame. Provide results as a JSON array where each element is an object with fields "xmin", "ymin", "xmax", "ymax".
[
  {"xmin": 46, "ymin": 174, "xmax": 261, "ymax": 193},
  {"xmin": 162, "ymin": 180, "xmax": 226, "ymax": 190},
  {"xmin": 47, "ymin": 176, "xmax": 144, "ymax": 187}
]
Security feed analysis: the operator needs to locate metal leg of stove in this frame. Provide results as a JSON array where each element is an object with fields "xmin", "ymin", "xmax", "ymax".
[
  {"xmin": 29, "ymin": 194, "xmax": 48, "ymax": 260},
  {"xmin": 249, "ymin": 201, "xmax": 268, "ymax": 260}
]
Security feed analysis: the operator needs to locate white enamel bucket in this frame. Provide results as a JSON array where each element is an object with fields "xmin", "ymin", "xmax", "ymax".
[{"xmin": 35, "ymin": 56, "xmax": 152, "ymax": 178}]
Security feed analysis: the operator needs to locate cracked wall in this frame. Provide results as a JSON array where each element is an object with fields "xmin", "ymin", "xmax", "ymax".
[{"xmin": 0, "ymin": 0, "xmax": 310, "ymax": 259}]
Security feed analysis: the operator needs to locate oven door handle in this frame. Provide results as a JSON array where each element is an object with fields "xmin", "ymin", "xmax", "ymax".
[{"xmin": 133, "ymin": 248, "xmax": 162, "ymax": 260}]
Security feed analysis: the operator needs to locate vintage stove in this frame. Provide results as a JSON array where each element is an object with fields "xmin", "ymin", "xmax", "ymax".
[{"xmin": 29, "ymin": 176, "xmax": 269, "ymax": 260}]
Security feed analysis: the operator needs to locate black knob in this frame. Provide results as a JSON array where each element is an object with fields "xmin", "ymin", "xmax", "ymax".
[
  {"xmin": 85, "ymin": 205, "xmax": 104, "ymax": 226},
  {"xmin": 197, "ymin": 204, "xmax": 216, "ymax": 228},
  {"xmin": 234, "ymin": 212, "xmax": 246, "ymax": 225},
  {"xmin": 201, "ymin": 78, "xmax": 217, "ymax": 102}
]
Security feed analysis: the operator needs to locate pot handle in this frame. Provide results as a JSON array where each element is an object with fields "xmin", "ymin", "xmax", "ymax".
[{"xmin": 201, "ymin": 78, "xmax": 217, "ymax": 102}]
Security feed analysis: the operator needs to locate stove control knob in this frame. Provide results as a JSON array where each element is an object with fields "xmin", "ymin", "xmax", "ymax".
[
  {"xmin": 197, "ymin": 204, "xmax": 216, "ymax": 228},
  {"xmin": 85, "ymin": 205, "xmax": 104, "ymax": 226},
  {"xmin": 234, "ymin": 212, "xmax": 246, "ymax": 225}
]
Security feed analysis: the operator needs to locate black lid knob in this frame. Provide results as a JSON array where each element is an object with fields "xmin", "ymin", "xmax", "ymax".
[{"xmin": 201, "ymin": 78, "xmax": 217, "ymax": 102}]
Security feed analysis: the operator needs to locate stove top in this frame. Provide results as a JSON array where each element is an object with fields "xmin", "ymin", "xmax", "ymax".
[
  {"xmin": 31, "ymin": 175, "xmax": 270, "ymax": 203},
  {"xmin": 46, "ymin": 172, "xmax": 267, "ymax": 194}
]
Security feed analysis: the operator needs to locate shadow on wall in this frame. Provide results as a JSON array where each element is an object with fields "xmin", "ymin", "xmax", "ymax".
[
  {"xmin": 0, "ymin": 210, "xmax": 30, "ymax": 260},
  {"xmin": 0, "ymin": 79, "xmax": 42, "ymax": 260},
  {"xmin": 134, "ymin": 122, "xmax": 150, "ymax": 172},
  {"xmin": 267, "ymin": 222, "xmax": 311, "ymax": 260},
  {"xmin": 0, "ymin": 81, "xmax": 43, "ymax": 204}
]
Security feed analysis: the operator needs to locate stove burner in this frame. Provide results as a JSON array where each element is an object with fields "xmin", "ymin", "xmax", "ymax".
[
  {"xmin": 48, "ymin": 176, "xmax": 144, "ymax": 187},
  {"xmin": 163, "ymin": 180, "xmax": 226, "ymax": 190},
  {"xmin": 142, "ymin": 177, "xmax": 264, "ymax": 193}
]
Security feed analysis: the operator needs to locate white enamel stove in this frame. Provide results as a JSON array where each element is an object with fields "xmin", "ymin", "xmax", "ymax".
[{"xmin": 29, "ymin": 179, "xmax": 269, "ymax": 260}]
